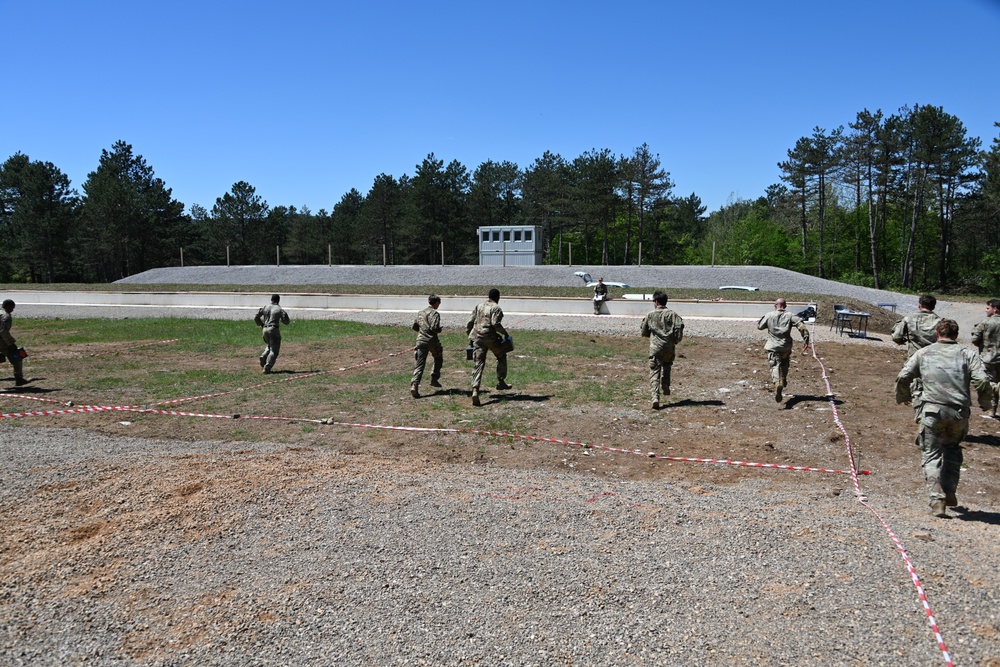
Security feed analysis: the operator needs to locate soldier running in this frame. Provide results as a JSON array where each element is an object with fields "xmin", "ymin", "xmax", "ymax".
[
  {"xmin": 466, "ymin": 288, "xmax": 511, "ymax": 407},
  {"xmin": 641, "ymin": 291, "xmax": 684, "ymax": 410},
  {"xmin": 757, "ymin": 298, "xmax": 810, "ymax": 403},
  {"xmin": 411, "ymin": 294, "xmax": 444, "ymax": 398}
]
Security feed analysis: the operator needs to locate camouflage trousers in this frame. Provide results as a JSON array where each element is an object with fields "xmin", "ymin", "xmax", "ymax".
[
  {"xmin": 412, "ymin": 339, "xmax": 443, "ymax": 388},
  {"xmin": 985, "ymin": 362, "xmax": 1000, "ymax": 413},
  {"xmin": 648, "ymin": 345, "xmax": 675, "ymax": 402},
  {"xmin": 471, "ymin": 336, "xmax": 507, "ymax": 390},
  {"xmin": 259, "ymin": 327, "xmax": 282, "ymax": 372},
  {"xmin": 4, "ymin": 344, "xmax": 24, "ymax": 382},
  {"xmin": 915, "ymin": 403, "xmax": 969, "ymax": 507},
  {"xmin": 765, "ymin": 347, "xmax": 791, "ymax": 386}
]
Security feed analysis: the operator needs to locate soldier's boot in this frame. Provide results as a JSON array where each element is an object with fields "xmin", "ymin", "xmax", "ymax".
[
  {"xmin": 496, "ymin": 380, "xmax": 512, "ymax": 391},
  {"xmin": 430, "ymin": 378, "xmax": 442, "ymax": 388},
  {"xmin": 471, "ymin": 389, "xmax": 481, "ymax": 407},
  {"xmin": 944, "ymin": 491, "xmax": 958, "ymax": 507},
  {"xmin": 774, "ymin": 382, "xmax": 783, "ymax": 403},
  {"xmin": 930, "ymin": 501, "xmax": 948, "ymax": 518},
  {"xmin": 410, "ymin": 384, "xmax": 420, "ymax": 399}
]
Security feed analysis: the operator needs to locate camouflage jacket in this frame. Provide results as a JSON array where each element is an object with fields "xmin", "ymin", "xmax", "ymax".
[
  {"xmin": 255, "ymin": 303, "xmax": 290, "ymax": 329},
  {"xmin": 757, "ymin": 309, "xmax": 809, "ymax": 352},
  {"xmin": 641, "ymin": 306, "xmax": 684, "ymax": 351},
  {"xmin": 971, "ymin": 316, "xmax": 1000, "ymax": 365},
  {"xmin": 413, "ymin": 306, "xmax": 442, "ymax": 347},
  {"xmin": 891, "ymin": 311, "xmax": 940, "ymax": 357},
  {"xmin": 467, "ymin": 300, "xmax": 507, "ymax": 342},
  {"xmin": 0, "ymin": 310, "xmax": 16, "ymax": 350},
  {"xmin": 895, "ymin": 340, "xmax": 993, "ymax": 410}
]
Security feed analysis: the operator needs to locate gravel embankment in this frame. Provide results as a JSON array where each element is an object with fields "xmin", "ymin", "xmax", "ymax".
[{"xmin": 117, "ymin": 264, "xmax": 919, "ymax": 310}]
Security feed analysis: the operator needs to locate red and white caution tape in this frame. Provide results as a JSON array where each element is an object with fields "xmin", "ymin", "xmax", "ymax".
[
  {"xmin": 805, "ymin": 330, "xmax": 953, "ymax": 667},
  {"xmin": 320, "ymin": 419, "xmax": 867, "ymax": 475}
]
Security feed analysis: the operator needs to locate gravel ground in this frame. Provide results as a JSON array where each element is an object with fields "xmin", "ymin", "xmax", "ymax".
[
  {"xmin": 3, "ymin": 428, "xmax": 997, "ymax": 666},
  {"xmin": 2, "ymin": 266, "xmax": 998, "ymax": 666}
]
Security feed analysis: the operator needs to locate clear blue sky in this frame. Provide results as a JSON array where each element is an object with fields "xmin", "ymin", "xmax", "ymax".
[{"xmin": 3, "ymin": 0, "xmax": 998, "ymax": 215}]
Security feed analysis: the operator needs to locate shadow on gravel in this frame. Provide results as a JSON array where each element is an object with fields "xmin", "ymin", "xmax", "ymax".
[
  {"xmin": 783, "ymin": 394, "xmax": 844, "ymax": 409},
  {"xmin": 966, "ymin": 433, "xmax": 1000, "ymax": 447},
  {"xmin": 953, "ymin": 508, "xmax": 1000, "ymax": 525},
  {"xmin": 664, "ymin": 399, "xmax": 725, "ymax": 409},
  {"xmin": 844, "ymin": 334, "xmax": 887, "ymax": 343}
]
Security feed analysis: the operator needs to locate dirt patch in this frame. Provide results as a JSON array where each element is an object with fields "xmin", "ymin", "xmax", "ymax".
[{"xmin": 6, "ymin": 328, "xmax": 999, "ymax": 500}]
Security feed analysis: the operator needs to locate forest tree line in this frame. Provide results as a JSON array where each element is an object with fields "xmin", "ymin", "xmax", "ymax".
[{"xmin": 2, "ymin": 103, "xmax": 999, "ymax": 292}]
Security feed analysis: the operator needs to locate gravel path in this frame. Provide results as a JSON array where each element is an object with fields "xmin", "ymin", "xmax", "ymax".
[{"xmin": 3, "ymin": 427, "xmax": 996, "ymax": 666}]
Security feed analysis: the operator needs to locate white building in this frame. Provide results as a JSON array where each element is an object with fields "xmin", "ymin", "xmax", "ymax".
[{"xmin": 478, "ymin": 225, "xmax": 544, "ymax": 266}]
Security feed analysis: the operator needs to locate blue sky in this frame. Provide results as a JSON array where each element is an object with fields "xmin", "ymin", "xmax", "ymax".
[{"xmin": 3, "ymin": 0, "xmax": 998, "ymax": 215}]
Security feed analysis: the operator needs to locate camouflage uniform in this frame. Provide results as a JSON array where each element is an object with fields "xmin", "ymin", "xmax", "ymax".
[
  {"xmin": 0, "ymin": 307, "xmax": 26, "ymax": 385},
  {"xmin": 756, "ymin": 309, "xmax": 810, "ymax": 393},
  {"xmin": 593, "ymin": 282, "xmax": 608, "ymax": 315},
  {"xmin": 891, "ymin": 310, "xmax": 941, "ymax": 418},
  {"xmin": 411, "ymin": 305, "xmax": 443, "ymax": 391},
  {"xmin": 641, "ymin": 305, "xmax": 684, "ymax": 404},
  {"xmin": 255, "ymin": 302, "xmax": 290, "ymax": 373},
  {"xmin": 971, "ymin": 314, "xmax": 1000, "ymax": 416},
  {"xmin": 466, "ymin": 299, "xmax": 509, "ymax": 392},
  {"xmin": 895, "ymin": 341, "xmax": 993, "ymax": 510}
]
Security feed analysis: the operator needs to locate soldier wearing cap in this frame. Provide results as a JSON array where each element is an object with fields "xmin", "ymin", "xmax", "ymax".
[
  {"xmin": 593, "ymin": 278, "xmax": 608, "ymax": 315},
  {"xmin": 641, "ymin": 291, "xmax": 684, "ymax": 409}
]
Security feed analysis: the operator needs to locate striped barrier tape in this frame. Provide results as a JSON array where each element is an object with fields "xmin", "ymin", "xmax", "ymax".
[
  {"xmin": 805, "ymin": 328, "xmax": 953, "ymax": 667},
  {"xmin": 319, "ymin": 419, "xmax": 868, "ymax": 475},
  {"xmin": 0, "ymin": 398, "xmax": 862, "ymax": 475}
]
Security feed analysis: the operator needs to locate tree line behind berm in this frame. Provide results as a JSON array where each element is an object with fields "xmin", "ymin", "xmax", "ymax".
[{"xmin": 3, "ymin": 103, "xmax": 999, "ymax": 293}]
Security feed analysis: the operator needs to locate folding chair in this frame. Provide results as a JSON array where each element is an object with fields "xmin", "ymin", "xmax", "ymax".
[{"xmin": 831, "ymin": 305, "xmax": 853, "ymax": 336}]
